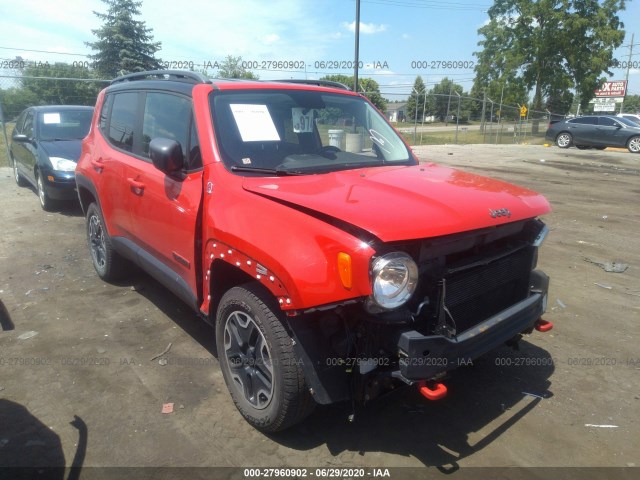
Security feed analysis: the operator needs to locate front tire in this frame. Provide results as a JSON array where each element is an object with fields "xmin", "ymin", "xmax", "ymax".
[
  {"xmin": 216, "ymin": 284, "xmax": 314, "ymax": 432},
  {"xmin": 628, "ymin": 136, "xmax": 640, "ymax": 153},
  {"xmin": 86, "ymin": 202, "xmax": 129, "ymax": 281},
  {"xmin": 556, "ymin": 132, "xmax": 572, "ymax": 148},
  {"xmin": 36, "ymin": 172, "xmax": 57, "ymax": 211}
]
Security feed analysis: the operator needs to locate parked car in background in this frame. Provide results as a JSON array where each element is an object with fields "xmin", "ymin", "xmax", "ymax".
[
  {"xmin": 545, "ymin": 115, "xmax": 640, "ymax": 153},
  {"xmin": 617, "ymin": 113, "xmax": 640, "ymax": 125},
  {"xmin": 10, "ymin": 105, "xmax": 94, "ymax": 210}
]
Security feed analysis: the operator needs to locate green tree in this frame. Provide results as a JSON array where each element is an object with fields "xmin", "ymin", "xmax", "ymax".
[
  {"xmin": 216, "ymin": 56, "xmax": 259, "ymax": 79},
  {"xmin": 474, "ymin": 0, "xmax": 626, "ymax": 112},
  {"xmin": 406, "ymin": 76, "xmax": 427, "ymax": 122},
  {"xmin": 320, "ymin": 75, "xmax": 387, "ymax": 112},
  {"xmin": 622, "ymin": 94, "xmax": 640, "ymax": 114},
  {"xmin": 0, "ymin": 63, "xmax": 104, "ymax": 119},
  {"xmin": 20, "ymin": 63, "xmax": 103, "ymax": 106},
  {"xmin": 429, "ymin": 78, "xmax": 464, "ymax": 122},
  {"xmin": 86, "ymin": 0, "xmax": 162, "ymax": 78}
]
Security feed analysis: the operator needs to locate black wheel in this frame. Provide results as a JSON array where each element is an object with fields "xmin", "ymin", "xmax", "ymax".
[
  {"xmin": 36, "ymin": 171, "xmax": 57, "ymax": 211},
  {"xmin": 627, "ymin": 136, "xmax": 640, "ymax": 153},
  {"xmin": 216, "ymin": 283, "xmax": 314, "ymax": 432},
  {"xmin": 556, "ymin": 132, "xmax": 572, "ymax": 148},
  {"xmin": 12, "ymin": 158, "xmax": 28, "ymax": 187},
  {"xmin": 86, "ymin": 202, "xmax": 129, "ymax": 281}
]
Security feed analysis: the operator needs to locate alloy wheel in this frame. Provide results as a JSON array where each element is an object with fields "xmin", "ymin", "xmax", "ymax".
[{"xmin": 223, "ymin": 310, "xmax": 274, "ymax": 410}]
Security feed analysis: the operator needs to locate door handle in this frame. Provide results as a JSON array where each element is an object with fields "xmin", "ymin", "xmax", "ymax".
[
  {"xmin": 127, "ymin": 177, "xmax": 145, "ymax": 195},
  {"xmin": 91, "ymin": 159, "xmax": 104, "ymax": 172}
]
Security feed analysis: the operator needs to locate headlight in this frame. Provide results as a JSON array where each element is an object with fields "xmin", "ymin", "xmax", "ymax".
[
  {"xmin": 369, "ymin": 252, "xmax": 418, "ymax": 310},
  {"xmin": 49, "ymin": 157, "xmax": 77, "ymax": 172}
]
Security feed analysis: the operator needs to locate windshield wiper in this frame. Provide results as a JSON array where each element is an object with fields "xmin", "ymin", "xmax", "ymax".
[{"xmin": 230, "ymin": 165, "xmax": 305, "ymax": 176}]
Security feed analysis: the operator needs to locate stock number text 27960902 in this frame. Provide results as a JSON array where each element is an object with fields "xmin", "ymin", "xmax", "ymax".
[{"xmin": 411, "ymin": 60, "xmax": 474, "ymax": 69}]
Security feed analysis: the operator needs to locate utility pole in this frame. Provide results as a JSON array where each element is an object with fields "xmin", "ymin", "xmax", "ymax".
[
  {"xmin": 620, "ymin": 33, "xmax": 634, "ymax": 114},
  {"xmin": 496, "ymin": 82, "xmax": 505, "ymax": 145},
  {"xmin": 420, "ymin": 80, "xmax": 428, "ymax": 144},
  {"xmin": 412, "ymin": 88, "xmax": 419, "ymax": 144},
  {"xmin": 353, "ymin": 0, "xmax": 360, "ymax": 94},
  {"xmin": 480, "ymin": 89, "xmax": 487, "ymax": 133},
  {"xmin": 445, "ymin": 85, "xmax": 453, "ymax": 126},
  {"xmin": 454, "ymin": 91, "xmax": 461, "ymax": 144}
]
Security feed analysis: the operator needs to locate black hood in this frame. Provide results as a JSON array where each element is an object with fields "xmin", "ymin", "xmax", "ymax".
[{"xmin": 39, "ymin": 140, "xmax": 83, "ymax": 162}]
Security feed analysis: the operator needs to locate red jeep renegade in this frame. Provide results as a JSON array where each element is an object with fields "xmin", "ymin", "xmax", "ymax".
[{"xmin": 76, "ymin": 71, "xmax": 552, "ymax": 432}]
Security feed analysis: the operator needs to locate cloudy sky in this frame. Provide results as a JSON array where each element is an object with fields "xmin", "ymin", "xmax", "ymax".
[{"xmin": 0, "ymin": 0, "xmax": 638, "ymax": 102}]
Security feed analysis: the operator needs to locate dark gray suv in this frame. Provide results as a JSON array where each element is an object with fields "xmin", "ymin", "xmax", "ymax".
[{"xmin": 545, "ymin": 115, "xmax": 640, "ymax": 153}]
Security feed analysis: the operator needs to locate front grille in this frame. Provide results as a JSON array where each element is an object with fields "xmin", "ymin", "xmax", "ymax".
[{"xmin": 443, "ymin": 246, "xmax": 533, "ymax": 333}]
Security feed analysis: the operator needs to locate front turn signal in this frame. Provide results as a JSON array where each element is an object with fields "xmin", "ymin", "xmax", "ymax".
[{"xmin": 337, "ymin": 252, "xmax": 352, "ymax": 290}]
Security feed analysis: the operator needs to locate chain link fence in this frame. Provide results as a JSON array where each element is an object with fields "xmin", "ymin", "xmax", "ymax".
[
  {"xmin": 0, "ymin": 67, "xmax": 565, "ymax": 168},
  {"xmin": 382, "ymin": 92, "xmax": 561, "ymax": 148}
]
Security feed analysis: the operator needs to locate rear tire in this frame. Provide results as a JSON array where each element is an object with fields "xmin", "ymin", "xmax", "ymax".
[
  {"xmin": 627, "ymin": 136, "xmax": 640, "ymax": 153},
  {"xmin": 13, "ymin": 158, "xmax": 28, "ymax": 187},
  {"xmin": 556, "ymin": 132, "xmax": 572, "ymax": 148},
  {"xmin": 86, "ymin": 202, "xmax": 129, "ymax": 281},
  {"xmin": 216, "ymin": 283, "xmax": 315, "ymax": 432}
]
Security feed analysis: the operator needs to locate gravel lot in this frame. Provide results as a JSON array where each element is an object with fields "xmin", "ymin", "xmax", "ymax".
[{"xmin": 0, "ymin": 144, "xmax": 638, "ymax": 477}]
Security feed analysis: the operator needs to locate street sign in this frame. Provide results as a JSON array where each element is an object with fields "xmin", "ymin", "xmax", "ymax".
[
  {"xmin": 595, "ymin": 80, "xmax": 627, "ymax": 98},
  {"xmin": 590, "ymin": 97, "xmax": 624, "ymax": 104},
  {"xmin": 593, "ymin": 103, "xmax": 616, "ymax": 112},
  {"xmin": 520, "ymin": 105, "xmax": 527, "ymax": 117}
]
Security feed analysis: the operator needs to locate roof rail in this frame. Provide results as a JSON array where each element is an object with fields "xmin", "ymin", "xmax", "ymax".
[
  {"xmin": 111, "ymin": 70, "xmax": 211, "ymax": 85},
  {"xmin": 273, "ymin": 79, "xmax": 351, "ymax": 91}
]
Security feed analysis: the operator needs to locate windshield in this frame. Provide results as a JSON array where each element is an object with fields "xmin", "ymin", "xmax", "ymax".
[
  {"xmin": 210, "ymin": 89, "xmax": 415, "ymax": 175},
  {"xmin": 38, "ymin": 109, "xmax": 93, "ymax": 141}
]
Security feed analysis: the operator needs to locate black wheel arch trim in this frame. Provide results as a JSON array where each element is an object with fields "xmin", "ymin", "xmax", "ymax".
[{"xmin": 75, "ymin": 173, "xmax": 101, "ymax": 215}]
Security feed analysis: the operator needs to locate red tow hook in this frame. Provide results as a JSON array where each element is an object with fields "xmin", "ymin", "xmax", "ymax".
[
  {"xmin": 535, "ymin": 319, "xmax": 554, "ymax": 332},
  {"xmin": 419, "ymin": 382, "xmax": 448, "ymax": 401}
]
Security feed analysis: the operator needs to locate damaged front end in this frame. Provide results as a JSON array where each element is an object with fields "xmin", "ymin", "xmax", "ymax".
[{"xmin": 286, "ymin": 218, "xmax": 552, "ymax": 405}]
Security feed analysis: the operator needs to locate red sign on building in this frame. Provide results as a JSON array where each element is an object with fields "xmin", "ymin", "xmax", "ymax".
[{"xmin": 595, "ymin": 80, "xmax": 627, "ymax": 97}]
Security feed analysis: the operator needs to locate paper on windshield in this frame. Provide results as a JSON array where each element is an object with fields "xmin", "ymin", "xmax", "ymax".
[
  {"xmin": 43, "ymin": 113, "xmax": 61, "ymax": 124},
  {"xmin": 230, "ymin": 104, "xmax": 280, "ymax": 142}
]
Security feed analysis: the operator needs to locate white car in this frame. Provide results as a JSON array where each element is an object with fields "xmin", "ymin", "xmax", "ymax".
[{"xmin": 617, "ymin": 113, "xmax": 640, "ymax": 125}]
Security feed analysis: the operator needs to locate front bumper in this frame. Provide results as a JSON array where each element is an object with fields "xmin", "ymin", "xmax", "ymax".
[
  {"xmin": 396, "ymin": 270, "xmax": 549, "ymax": 381},
  {"xmin": 43, "ymin": 171, "xmax": 77, "ymax": 201}
]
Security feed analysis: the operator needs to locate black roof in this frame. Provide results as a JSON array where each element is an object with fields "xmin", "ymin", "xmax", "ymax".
[
  {"xmin": 30, "ymin": 105, "xmax": 94, "ymax": 112},
  {"xmin": 107, "ymin": 70, "xmax": 353, "ymax": 95}
]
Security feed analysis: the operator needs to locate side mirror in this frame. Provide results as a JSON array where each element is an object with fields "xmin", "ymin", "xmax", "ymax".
[
  {"xmin": 149, "ymin": 138, "xmax": 184, "ymax": 175},
  {"xmin": 12, "ymin": 134, "xmax": 29, "ymax": 143}
]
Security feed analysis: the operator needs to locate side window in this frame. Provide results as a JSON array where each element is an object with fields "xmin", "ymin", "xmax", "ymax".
[
  {"xmin": 14, "ymin": 110, "xmax": 27, "ymax": 134},
  {"xmin": 99, "ymin": 94, "xmax": 113, "ymax": 132},
  {"xmin": 142, "ymin": 93, "xmax": 191, "ymax": 159},
  {"xmin": 598, "ymin": 117, "xmax": 618, "ymax": 127},
  {"xmin": 108, "ymin": 92, "xmax": 138, "ymax": 152},
  {"xmin": 23, "ymin": 111, "xmax": 34, "ymax": 138},
  {"xmin": 569, "ymin": 117, "xmax": 596, "ymax": 125}
]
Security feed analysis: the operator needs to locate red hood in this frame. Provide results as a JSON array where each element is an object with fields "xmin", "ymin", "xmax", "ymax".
[{"xmin": 242, "ymin": 164, "xmax": 551, "ymax": 242}]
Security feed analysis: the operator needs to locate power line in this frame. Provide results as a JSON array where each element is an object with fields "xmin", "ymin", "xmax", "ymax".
[
  {"xmin": 0, "ymin": 46, "xmax": 88, "ymax": 57},
  {"xmin": 360, "ymin": 0, "xmax": 491, "ymax": 10}
]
